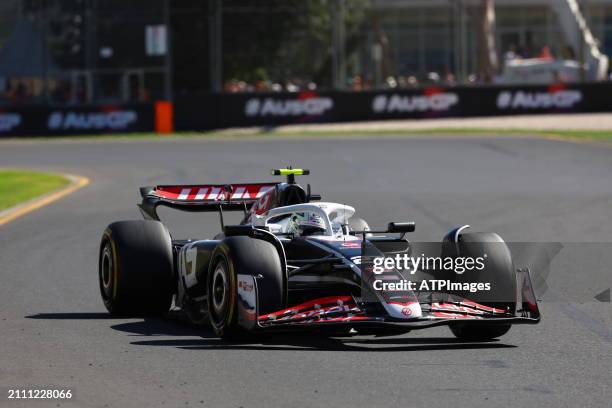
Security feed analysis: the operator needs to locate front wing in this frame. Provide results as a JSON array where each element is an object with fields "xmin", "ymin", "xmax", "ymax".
[{"xmin": 237, "ymin": 268, "xmax": 540, "ymax": 332}]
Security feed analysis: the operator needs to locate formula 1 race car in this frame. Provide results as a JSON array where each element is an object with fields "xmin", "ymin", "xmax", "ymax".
[{"xmin": 98, "ymin": 168, "xmax": 540, "ymax": 340}]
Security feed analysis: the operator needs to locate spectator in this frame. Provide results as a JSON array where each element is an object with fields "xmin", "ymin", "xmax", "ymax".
[
  {"xmin": 11, "ymin": 81, "xmax": 31, "ymax": 104},
  {"xmin": 385, "ymin": 76, "xmax": 397, "ymax": 88},
  {"xmin": 445, "ymin": 71, "xmax": 456, "ymax": 86},
  {"xmin": 427, "ymin": 72, "xmax": 440, "ymax": 84},
  {"xmin": 538, "ymin": 45, "xmax": 554, "ymax": 61},
  {"xmin": 504, "ymin": 44, "xmax": 520, "ymax": 61}
]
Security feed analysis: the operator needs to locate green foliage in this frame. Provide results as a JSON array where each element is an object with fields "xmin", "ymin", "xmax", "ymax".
[{"xmin": 222, "ymin": 0, "xmax": 369, "ymax": 87}]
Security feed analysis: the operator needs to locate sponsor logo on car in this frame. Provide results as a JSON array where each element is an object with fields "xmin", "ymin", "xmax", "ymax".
[
  {"xmin": 401, "ymin": 306, "xmax": 413, "ymax": 316},
  {"xmin": 340, "ymin": 242, "xmax": 361, "ymax": 248},
  {"xmin": 238, "ymin": 280, "xmax": 254, "ymax": 292},
  {"xmin": 154, "ymin": 184, "xmax": 275, "ymax": 202},
  {"xmin": 496, "ymin": 86, "xmax": 582, "ymax": 110},
  {"xmin": 0, "ymin": 113, "xmax": 21, "ymax": 132},
  {"xmin": 245, "ymin": 92, "xmax": 333, "ymax": 117},
  {"xmin": 252, "ymin": 187, "xmax": 276, "ymax": 215},
  {"xmin": 47, "ymin": 110, "xmax": 137, "ymax": 130},
  {"xmin": 372, "ymin": 88, "xmax": 459, "ymax": 113},
  {"xmin": 262, "ymin": 304, "xmax": 363, "ymax": 323}
]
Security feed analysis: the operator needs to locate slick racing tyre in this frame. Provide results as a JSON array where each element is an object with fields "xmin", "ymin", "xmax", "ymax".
[
  {"xmin": 445, "ymin": 232, "xmax": 516, "ymax": 341},
  {"xmin": 208, "ymin": 236, "xmax": 286, "ymax": 339},
  {"xmin": 450, "ymin": 323, "xmax": 511, "ymax": 341},
  {"xmin": 99, "ymin": 220, "xmax": 174, "ymax": 316},
  {"xmin": 349, "ymin": 217, "xmax": 371, "ymax": 236}
]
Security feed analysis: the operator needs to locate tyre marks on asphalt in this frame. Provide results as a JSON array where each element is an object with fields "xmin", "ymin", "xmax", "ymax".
[{"xmin": 559, "ymin": 303, "xmax": 612, "ymax": 343}]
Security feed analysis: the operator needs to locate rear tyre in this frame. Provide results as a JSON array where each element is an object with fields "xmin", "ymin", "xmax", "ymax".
[
  {"xmin": 349, "ymin": 217, "xmax": 371, "ymax": 235},
  {"xmin": 444, "ymin": 232, "xmax": 516, "ymax": 341},
  {"xmin": 99, "ymin": 220, "xmax": 174, "ymax": 316},
  {"xmin": 183, "ymin": 300, "xmax": 208, "ymax": 325},
  {"xmin": 207, "ymin": 236, "xmax": 285, "ymax": 339}
]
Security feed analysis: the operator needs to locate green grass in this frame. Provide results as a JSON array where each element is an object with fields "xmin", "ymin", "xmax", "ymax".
[
  {"xmin": 0, "ymin": 170, "xmax": 70, "ymax": 211},
  {"xmin": 216, "ymin": 128, "xmax": 612, "ymax": 140},
  {"xmin": 2, "ymin": 128, "xmax": 612, "ymax": 142},
  {"xmin": 216, "ymin": 127, "xmax": 612, "ymax": 141}
]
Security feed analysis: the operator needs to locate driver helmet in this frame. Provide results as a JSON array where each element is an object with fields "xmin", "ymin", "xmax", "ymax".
[{"xmin": 290, "ymin": 212, "xmax": 327, "ymax": 236}]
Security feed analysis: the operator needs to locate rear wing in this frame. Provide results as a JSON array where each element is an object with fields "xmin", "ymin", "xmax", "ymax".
[{"xmin": 138, "ymin": 183, "xmax": 278, "ymax": 221}]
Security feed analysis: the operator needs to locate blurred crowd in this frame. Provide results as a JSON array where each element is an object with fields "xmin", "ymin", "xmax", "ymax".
[
  {"xmin": 223, "ymin": 72, "xmax": 464, "ymax": 94},
  {"xmin": 503, "ymin": 44, "xmax": 570, "ymax": 62},
  {"xmin": 222, "ymin": 44, "xmax": 581, "ymax": 94},
  {"xmin": 224, "ymin": 78, "xmax": 318, "ymax": 93},
  {"xmin": 0, "ymin": 80, "xmax": 35, "ymax": 104},
  {"xmin": 0, "ymin": 43, "xmax": 597, "ymax": 105}
]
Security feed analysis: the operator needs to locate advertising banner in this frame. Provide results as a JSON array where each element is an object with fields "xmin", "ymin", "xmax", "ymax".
[
  {"xmin": 175, "ymin": 82, "xmax": 612, "ymax": 131},
  {"xmin": 0, "ymin": 104, "xmax": 154, "ymax": 137},
  {"xmin": 3, "ymin": 82, "xmax": 612, "ymax": 136}
]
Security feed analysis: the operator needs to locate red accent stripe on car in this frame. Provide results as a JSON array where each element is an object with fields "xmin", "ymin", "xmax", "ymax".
[{"xmin": 153, "ymin": 183, "xmax": 277, "ymax": 201}]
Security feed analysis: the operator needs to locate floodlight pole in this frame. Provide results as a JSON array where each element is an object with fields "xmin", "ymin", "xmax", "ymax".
[
  {"xmin": 453, "ymin": 0, "xmax": 468, "ymax": 83},
  {"xmin": 164, "ymin": 0, "xmax": 173, "ymax": 101},
  {"xmin": 332, "ymin": 0, "xmax": 346, "ymax": 90},
  {"xmin": 209, "ymin": 0, "xmax": 223, "ymax": 93},
  {"xmin": 41, "ymin": 3, "xmax": 49, "ymax": 103}
]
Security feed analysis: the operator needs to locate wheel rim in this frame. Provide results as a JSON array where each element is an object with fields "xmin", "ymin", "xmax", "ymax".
[
  {"xmin": 100, "ymin": 243, "xmax": 113, "ymax": 298},
  {"xmin": 184, "ymin": 301, "xmax": 208, "ymax": 325},
  {"xmin": 211, "ymin": 262, "xmax": 228, "ymax": 317}
]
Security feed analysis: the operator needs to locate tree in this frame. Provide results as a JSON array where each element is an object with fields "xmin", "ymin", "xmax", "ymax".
[
  {"xmin": 476, "ymin": 0, "xmax": 499, "ymax": 82},
  {"xmin": 222, "ymin": 0, "xmax": 368, "ymax": 89}
]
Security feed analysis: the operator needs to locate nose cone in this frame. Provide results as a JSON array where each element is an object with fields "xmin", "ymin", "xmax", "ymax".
[{"xmin": 382, "ymin": 300, "xmax": 422, "ymax": 319}]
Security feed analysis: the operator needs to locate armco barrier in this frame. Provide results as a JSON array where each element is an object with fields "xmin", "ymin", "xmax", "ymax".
[
  {"xmin": 0, "ymin": 104, "xmax": 154, "ymax": 137},
  {"xmin": 175, "ymin": 82, "xmax": 612, "ymax": 131}
]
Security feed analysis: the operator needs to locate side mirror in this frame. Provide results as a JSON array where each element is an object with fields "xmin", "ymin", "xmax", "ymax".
[
  {"xmin": 387, "ymin": 222, "xmax": 416, "ymax": 233},
  {"xmin": 306, "ymin": 184, "xmax": 321, "ymax": 201}
]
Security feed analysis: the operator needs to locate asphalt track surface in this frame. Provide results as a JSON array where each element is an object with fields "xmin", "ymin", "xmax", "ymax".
[{"xmin": 0, "ymin": 135, "xmax": 611, "ymax": 408}]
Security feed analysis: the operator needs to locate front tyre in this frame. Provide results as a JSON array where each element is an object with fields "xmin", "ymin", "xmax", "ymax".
[
  {"xmin": 99, "ymin": 220, "xmax": 174, "ymax": 316},
  {"xmin": 207, "ymin": 236, "xmax": 286, "ymax": 339},
  {"xmin": 450, "ymin": 324, "xmax": 511, "ymax": 341},
  {"xmin": 445, "ymin": 232, "xmax": 516, "ymax": 341},
  {"xmin": 207, "ymin": 253, "xmax": 238, "ymax": 338}
]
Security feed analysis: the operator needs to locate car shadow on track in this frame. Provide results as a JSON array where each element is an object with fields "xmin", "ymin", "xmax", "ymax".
[
  {"xmin": 27, "ymin": 312, "xmax": 120, "ymax": 320},
  {"xmin": 115, "ymin": 320, "xmax": 516, "ymax": 352},
  {"xmin": 27, "ymin": 313, "xmax": 516, "ymax": 352},
  {"xmin": 131, "ymin": 337, "xmax": 516, "ymax": 352}
]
